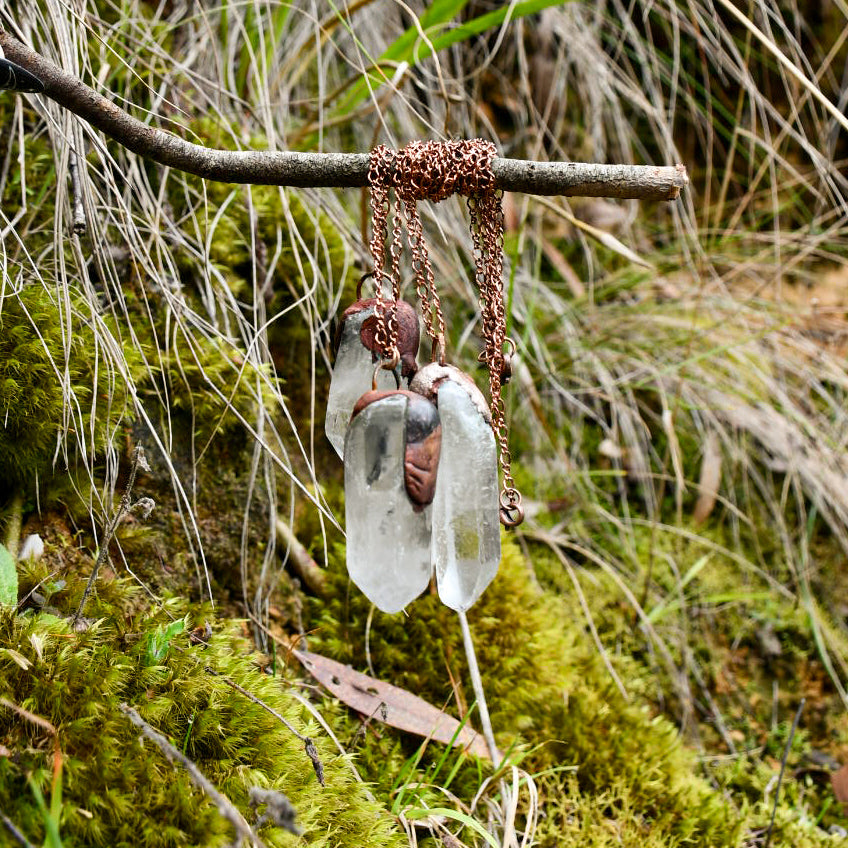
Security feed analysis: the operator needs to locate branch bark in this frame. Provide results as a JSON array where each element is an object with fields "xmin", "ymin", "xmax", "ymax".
[{"xmin": 0, "ymin": 29, "xmax": 688, "ymax": 200}]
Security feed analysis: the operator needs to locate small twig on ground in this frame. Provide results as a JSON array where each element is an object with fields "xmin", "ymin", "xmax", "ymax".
[
  {"xmin": 119, "ymin": 704, "xmax": 267, "ymax": 848},
  {"xmin": 74, "ymin": 446, "xmax": 153, "ymax": 624},
  {"xmin": 0, "ymin": 810, "xmax": 34, "ymax": 848},
  {"xmin": 763, "ymin": 698, "xmax": 806, "ymax": 848},
  {"xmin": 3, "ymin": 491, "xmax": 24, "ymax": 560},
  {"xmin": 237, "ymin": 614, "xmax": 376, "ymax": 799},
  {"xmin": 457, "ymin": 611, "xmax": 501, "ymax": 768},
  {"xmin": 275, "ymin": 516, "xmax": 326, "ymax": 596},
  {"xmin": 204, "ymin": 667, "xmax": 325, "ymax": 786},
  {"xmin": 287, "ymin": 688, "xmax": 376, "ymax": 801},
  {"xmin": 0, "ymin": 696, "xmax": 57, "ymax": 739},
  {"xmin": 248, "ymin": 788, "xmax": 301, "ymax": 835},
  {"xmin": 67, "ymin": 149, "xmax": 86, "ymax": 235}
]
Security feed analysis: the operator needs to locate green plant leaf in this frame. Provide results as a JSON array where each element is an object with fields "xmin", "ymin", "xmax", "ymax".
[
  {"xmin": 333, "ymin": 0, "xmax": 569, "ymax": 117},
  {"xmin": 140, "ymin": 618, "xmax": 186, "ymax": 666},
  {"xmin": 27, "ymin": 772, "xmax": 64, "ymax": 848},
  {"xmin": 0, "ymin": 544, "xmax": 17, "ymax": 607},
  {"xmin": 403, "ymin": 806, "xmax": 500, "ymax": 848}
]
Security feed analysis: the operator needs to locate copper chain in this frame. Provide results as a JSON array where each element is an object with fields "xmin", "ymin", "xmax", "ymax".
[
  {"xmin": 367, "ymin": 140, "xmax": 523, "ymax": 526},
  {"xmin": 368, "ymin": 147, "xmax": 400, "ymax": 363}
]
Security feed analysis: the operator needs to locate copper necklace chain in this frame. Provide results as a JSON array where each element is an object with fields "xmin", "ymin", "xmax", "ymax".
[{"xmin": 368, "ymin": 140, "xmax": 523, "ymax": 527}]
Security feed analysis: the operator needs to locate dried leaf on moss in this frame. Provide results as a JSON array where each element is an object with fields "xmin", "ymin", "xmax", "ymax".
[{"xmin": 293, "ymin": 648, "xmax": 490, "ymax": 759}]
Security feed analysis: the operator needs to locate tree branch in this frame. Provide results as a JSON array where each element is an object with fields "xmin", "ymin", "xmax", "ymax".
[{"xmin": 0, "ymin": 29, "xmax": 688, "ymax": 200}]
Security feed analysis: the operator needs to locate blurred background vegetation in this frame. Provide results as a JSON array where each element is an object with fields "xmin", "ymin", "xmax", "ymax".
[{"xmin": 1, "ymin": 0, "xmax": 847, "ymax": 845}]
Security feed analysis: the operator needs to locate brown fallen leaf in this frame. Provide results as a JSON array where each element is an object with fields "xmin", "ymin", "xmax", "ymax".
[
  {"xmin": 832, "ymin": 763, "xmax": 848, "ymax": 807},
  {"xmin": 292, "ymin": 649, "xmax": 490, "ymax": 760}
]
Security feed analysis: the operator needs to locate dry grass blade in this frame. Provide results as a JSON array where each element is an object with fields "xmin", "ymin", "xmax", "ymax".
[
  {"xmin": 0, "ymin": 697, "xmax": 57, "ymax": 738},
  {"xmin": 693, "ymin": 431, "xmax": 722, "ymax": 525}
]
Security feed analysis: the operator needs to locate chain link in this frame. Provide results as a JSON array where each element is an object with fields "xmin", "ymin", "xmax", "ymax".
[
  {"xmin": 367, "ymin": 140, "xmax": 523, "ymax": 526},
  {"xmin": 368, "ymin": 146, "xmax": 399, "ymax": 360}
]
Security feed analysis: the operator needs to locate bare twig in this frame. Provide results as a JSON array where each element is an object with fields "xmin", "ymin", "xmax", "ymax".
[
  {"xmin": 762, "ymin": 698, "xmax": 806, "ymax": 848},
  {"xmin": 0, "ymin": 29, "xmax": 688, "ymax": 201},
  {"xmin": 204, "ymin": 667, "xmax": 325, "ymax": 786},
  {"xmin": 0, "ymin": 810, "xmax": 34, "ymax": 848},
  {"xmin": 248, "ymin": 788, "xmax": 300, "ymax": 835},
  {"xmin": 3, "ymin": 491, "xmax": 24, "ymax": 560},
  {"xmin": 67, "ymin": 149, "xmax": 86, "ymax": 236},
  {"xmin": 274, "ymin": 516, "xmax": 326, "ymax": 596},
  {"xmin": 119, "ymin": 703, "xmax": 267, "ymax": 848},
  {"xmin": 74, "ymin": 446, "xmax": 153, "ymax": 624}
]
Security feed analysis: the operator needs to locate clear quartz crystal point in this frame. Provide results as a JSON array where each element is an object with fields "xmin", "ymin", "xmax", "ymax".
[
  {"xmin": 325, "ymin": 305, "xmax": 395, "ymax": 459},
  {"xmin": 344, "ymin": 393, "xmax": 435, "ymax": 613},
  {"xmin": 411, "ymin": 367, "xmax": 500, "ymax": 611}
]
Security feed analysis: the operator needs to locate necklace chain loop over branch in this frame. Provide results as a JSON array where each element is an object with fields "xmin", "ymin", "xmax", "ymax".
[{"xmin": 367, "ymin": 139, "xmax": 523, "ymax": 526}]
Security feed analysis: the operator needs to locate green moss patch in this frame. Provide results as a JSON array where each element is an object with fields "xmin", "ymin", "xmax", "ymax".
[{"xmin": 1, "ymin": 563, "xmax": 404, "ymax": 848}]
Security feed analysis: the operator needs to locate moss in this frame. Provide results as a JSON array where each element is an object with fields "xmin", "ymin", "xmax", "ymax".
[
  {"xmin": 1, "ymin": 560, "xmax": 405, "ymax": 848},
  {"xmin": 117, "ymin": 435, "xmax": 276, "ymax": 604},
  {"xmin": 0, "ymin": 284, "xmax": 136, "ymax": 488},
  {"xmin": 709, "ymin": 748, "xmax": 847, "ymax": 846}
]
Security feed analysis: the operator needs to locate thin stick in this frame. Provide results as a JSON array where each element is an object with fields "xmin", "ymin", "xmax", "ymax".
[
  {"xmin": 274, "ymin": 516, "xmax": 326, "ymax": 596},
  {"xmin": 3, "ymin": 491, "xmax": 24, "ymax": 560},
  {"xmin": 457, "ymin": 610, "xmax": 501, "ymax": 767},
  {"xmin": 67, "ymin": 149, "xmax": 86, "ymax": 236},
  {"xmin": 763, "ymin": 698, "xmax": 806, "ymax": 848},
  {"xmin": 0, "ymin": 29, "xmax": 688, "ymax": 201},
  {"xmin": 119, "ymin": 704, "xmax": 266, "ymax": 848},
  {"xmin": 238, "ymin": 614, "xmax": 377, "ymax": 800},
  {"xmin": 205, "ymin": 667, "xmax": 325, "ymax": 786},
  {"xmin": 0, "ymin": 811, "xmax": 34, "ymax": 848},
  {"xmin": 74, "ymin": 446, "xmax": 151, "ymax": 623}
]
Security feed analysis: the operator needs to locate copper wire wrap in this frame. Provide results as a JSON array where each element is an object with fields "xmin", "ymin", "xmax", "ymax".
[{"xmin": 367, "ymin": 139, "xmax": 524, "ymax": 527}]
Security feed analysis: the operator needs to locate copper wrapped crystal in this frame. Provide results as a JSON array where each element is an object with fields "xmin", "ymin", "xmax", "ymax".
[
  {"xmin": 324, "ymin": 297, "xmax": 420, "ymax": 459},
  {"xmin": 344, "ymin": 389, "xmax": 441, "ymax": 613},
  {"xmin": 410, "ymin": 363, "xmax": 500, "ymax": 611},
  {"xmin": 350, "ymin": 389, "xmax": 441, "ymax": 508}
]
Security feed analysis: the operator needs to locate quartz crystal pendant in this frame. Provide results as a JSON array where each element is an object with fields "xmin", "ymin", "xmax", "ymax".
[
  {"xmin": 410, "ymin": 364, "xmax": 500, "ymax": 611},
  {"xmin": 325, "ymin": 298, "xmax": 420, "ymax": 459},
  {"xmin": 344, "ymin": 389, "xmax": 441, "ymax": 613}
]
